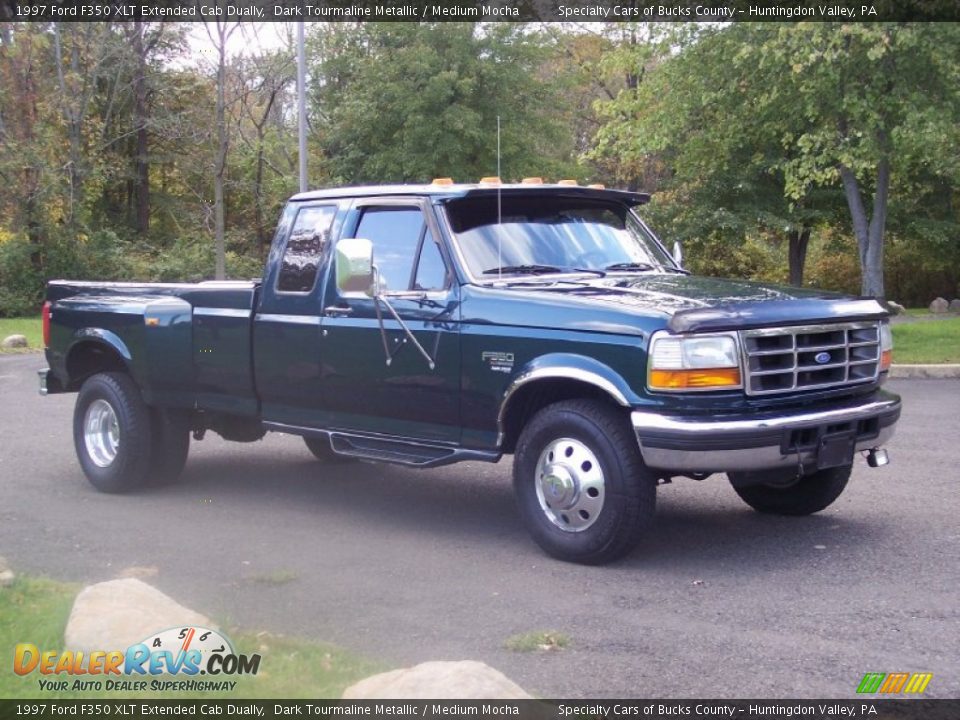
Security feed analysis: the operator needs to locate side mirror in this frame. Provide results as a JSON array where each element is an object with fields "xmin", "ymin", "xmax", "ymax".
[
  {"xmin": 335, "ymin": 238, "xmax": 376, "ymax": 296},
  {"xmin": 672, "ymin": 241, "xmax": 684, "ymax": 268}
]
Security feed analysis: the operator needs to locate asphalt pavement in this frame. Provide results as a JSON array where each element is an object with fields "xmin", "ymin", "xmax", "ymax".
[{"xmin": 1, "ymin": 353, "xmax": 957, "ymax": 699}]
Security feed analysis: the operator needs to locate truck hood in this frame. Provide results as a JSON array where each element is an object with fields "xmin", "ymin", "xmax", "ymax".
[{"xmin": 463, "ymin": 274, "xmax": 889, "ymax": 336}]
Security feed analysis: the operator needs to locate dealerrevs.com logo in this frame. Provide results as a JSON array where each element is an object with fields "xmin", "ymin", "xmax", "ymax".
[{"xmin": 14, "ymin": 626, "xmax": 261, "ymax": 693}]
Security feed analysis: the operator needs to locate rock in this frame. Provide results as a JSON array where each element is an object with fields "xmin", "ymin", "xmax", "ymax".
[
  {"xmin": 1, "ymin": 334, "xmax": 28, "ymax": 349},
  {"xmin": 65, "ymin": 578, "xmax": 214, "ymax": 653},
  {"xmin": 886, "ymin": 301, "xmax": 905, "ymax": 315},
  {"xmin": 949, "ymin": 299, "xmax": 960, "ymax": 313},
  {"xmin": 343, "ymin": 660, "xmax": 532, "ymax": 700},
  {"xmin": 0, "ymin": 555, "xmax": 14, "ymax": 587},
  {"xmin": 929, "ymin": 297, "xmax": 949, "ymax": 313}
]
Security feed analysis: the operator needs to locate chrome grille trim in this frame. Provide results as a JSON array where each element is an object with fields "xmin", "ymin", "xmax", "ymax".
[{"xmin": 739, "ymin": 322, "xmax": 881, "ymax": 396}]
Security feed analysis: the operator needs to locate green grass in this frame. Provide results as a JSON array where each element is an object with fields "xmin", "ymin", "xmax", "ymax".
[
  {"xmin": 1, "ymin": 576, "xmax": 382, "ymax": 699},
  {"xmin": 0, "ymin": 315, "xmax": 42, "ymax": 353},
  {"xmin": 891, "ymin": 316, "xmax": 960, "ymax": 364},
  {"xmin": 504, "ymin": 630, "xmax": 569, "ymax": 653}
]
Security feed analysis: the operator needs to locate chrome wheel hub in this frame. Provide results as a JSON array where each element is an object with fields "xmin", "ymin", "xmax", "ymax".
[
  {"xmin": 535, "ymin": 438, "xmax": 605, "ymax": 532},
  {"xmin": 84, "ymin": 399, "xmax": 120, "ymax": 468}
]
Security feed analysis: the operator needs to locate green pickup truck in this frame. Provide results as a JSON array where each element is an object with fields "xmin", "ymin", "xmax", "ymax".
[{"xmin": 40, "ymin": 182, "xmax": 901, "ymax": 564}]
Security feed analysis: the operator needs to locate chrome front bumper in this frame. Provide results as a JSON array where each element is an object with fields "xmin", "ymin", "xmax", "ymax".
[{"xmin": 632, "ymin": 391, "xmax": 901, "ymax": 473}]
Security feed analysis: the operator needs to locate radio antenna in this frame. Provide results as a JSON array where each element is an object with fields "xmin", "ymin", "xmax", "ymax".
[{"xmin": 497, "ymin": 115, "xmax": 502, "ymax": 280}]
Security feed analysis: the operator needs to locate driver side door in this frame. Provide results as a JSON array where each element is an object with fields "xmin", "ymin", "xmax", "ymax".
[{"xmin": 318, "ymin": 199, "xmax": 461, "ymax": 442}]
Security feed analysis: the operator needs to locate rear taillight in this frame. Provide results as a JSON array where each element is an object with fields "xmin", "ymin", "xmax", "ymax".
[{"xmin": 42, "ymin": 301, "xmax": 51, "ymax": 348}]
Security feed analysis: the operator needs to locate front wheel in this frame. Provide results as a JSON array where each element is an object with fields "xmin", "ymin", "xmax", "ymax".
[
  {"xmin": 73, "ymin": 372, "xmax": 153, "ymax": 493},
  {"xmin": 513, "ymin": 400, "xmax": 656, "ymax": 565},
  {"xmin": 728, "ymin": 465, "xmax": 852, "ymax": 516}
]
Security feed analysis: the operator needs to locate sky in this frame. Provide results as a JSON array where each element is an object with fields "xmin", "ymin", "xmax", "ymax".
[{"xmin": 184, "ymin": 21, "xmax": 295, "ymax": 69}]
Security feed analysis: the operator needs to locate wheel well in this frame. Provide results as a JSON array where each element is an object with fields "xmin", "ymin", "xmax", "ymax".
[
  {"xmin": 500, "ymin": 379, "xmax": 625, "ymax": 454},
  {"xmin": 65, "ymin": 342, "xmax": 128, "ymax": 390}
]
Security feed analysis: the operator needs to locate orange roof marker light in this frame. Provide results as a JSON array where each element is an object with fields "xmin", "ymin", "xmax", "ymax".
[
  {"xmin": 557, "ymin": 179, "xmax": 578, "ymax": 186},
  {"xmin": 431, "ymin": 178, "xmax": 454, "ymax": 186},
  {"xmin": 587, "ymin": 183, "xmax": 606, "ymax": 190},
  {"xmin": 521, "ymin": 177, "xmax": 544, "ymax": 185},
  {"xmin": 479, "ymin": 176, "xmax": 502, "ymax": 186}
]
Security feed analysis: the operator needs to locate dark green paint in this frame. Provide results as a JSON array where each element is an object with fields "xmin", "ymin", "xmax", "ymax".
[{"xmin": 44, "ymin": 187, "xmax": 890, "ymax": 456}]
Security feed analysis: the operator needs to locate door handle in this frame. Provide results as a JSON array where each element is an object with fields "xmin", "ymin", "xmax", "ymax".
[{"xmin": 324, "ymin": 305, "xmax": 353, "ymax": 317}]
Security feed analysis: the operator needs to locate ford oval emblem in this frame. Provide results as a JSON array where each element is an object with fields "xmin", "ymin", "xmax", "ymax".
[{"xmin": 814, "ymin": 351, "xmax": 832, "ymax": 365}]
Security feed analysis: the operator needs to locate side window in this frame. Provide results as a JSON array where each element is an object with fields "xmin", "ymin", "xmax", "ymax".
[
  {"xmin": 354, "ymin": 208, "xmax": 423, "ymax": 293},
  {"xmin": 414, "ymin": 228, "xmax": 447, "ymax": 291},
  {"xmin": 277, "ymin": 205, "xmax": 337, "ymax": 293}
]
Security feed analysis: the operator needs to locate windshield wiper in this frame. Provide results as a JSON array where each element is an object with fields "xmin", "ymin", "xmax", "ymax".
[
  {"xmin": 604, "ymin": 262, "xmax": 656, "ymax": 272},
  {"xmin": 605, "ymin": 262, "xmax": 690, "ymax": 275},
  {"xmin": 483, "ymin": 264, "xmax": 605, "ymax": 277}
]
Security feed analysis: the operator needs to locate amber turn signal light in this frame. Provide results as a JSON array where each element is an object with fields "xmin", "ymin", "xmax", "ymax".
[
  {"xmin": 880, "ymin": 349, "xmax": 892, "ymax": 372},
  {"xmin": 649, "ymin": 368, "xmax": 742, "ymax": 390}
]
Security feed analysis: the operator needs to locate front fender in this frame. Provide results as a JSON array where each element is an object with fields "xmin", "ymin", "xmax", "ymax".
[{"xmin": 497, "ymin": 352, "xmax": 640, "ymax": 433}]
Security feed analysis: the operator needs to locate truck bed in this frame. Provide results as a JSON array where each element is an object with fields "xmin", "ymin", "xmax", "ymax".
[{"xmin": 46, "ymin": 280, "xmax": 261, "ymax": 414}]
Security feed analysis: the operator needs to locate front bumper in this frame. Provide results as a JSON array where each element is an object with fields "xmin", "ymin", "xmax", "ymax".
[{"xmin": 632, "ymin": 390, "xmax": 901, "ymax": 473}]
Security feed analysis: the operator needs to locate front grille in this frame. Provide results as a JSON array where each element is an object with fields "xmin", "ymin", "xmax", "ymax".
[{"xmin": 740, "ymin": 322, "xmax": 881, "ymax": 396}]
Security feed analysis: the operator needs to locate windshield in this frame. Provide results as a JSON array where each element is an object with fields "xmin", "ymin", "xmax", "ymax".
[{"xmin": 444, "ymin": 195, "xmax": 676, "ymax": 279}]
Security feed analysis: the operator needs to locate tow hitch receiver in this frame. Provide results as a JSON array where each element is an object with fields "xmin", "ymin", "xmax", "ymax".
[{"xmin": 866, "ymin": 448, "xmax": 890, "ymax": 467}]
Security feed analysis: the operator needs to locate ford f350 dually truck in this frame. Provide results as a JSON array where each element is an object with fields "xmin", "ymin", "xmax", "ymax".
[{"xmin": 40, "ymin": 181, "xmax": 901, "ymax": 564}]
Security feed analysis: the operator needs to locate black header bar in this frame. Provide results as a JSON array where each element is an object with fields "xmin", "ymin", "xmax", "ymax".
[
  {"xmin": 3, "ymin": 0, "xmax": 960, "ymax": 23},
  {"xmin": 1, "ymin": 699, "xmax": 959, "ymax": 720}
]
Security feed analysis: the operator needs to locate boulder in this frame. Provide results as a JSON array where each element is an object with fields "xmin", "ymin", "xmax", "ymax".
[
  {"xmin": 929, "ymin": 297, "xmax": 949, "ymax": 313},
  {"xmin": 1, "ymin": 334, "xmax": 28, "ymax": 349},
  {"xmin": 0, "ymin": 556, "xmax": 14, "ymax": 587},
  {"xmin": 949, "ymin": 299, "xmax": 960, "ymax": 313},
  {"xmin": 342, "ymin": 660, "xmax": 532, "ymax": 700},
  {"xmin": 886, "ymin": 301, "xmax": 905, "ymax": 315},
  {"xmin": 64, "ymin": 578, "xmax": 213, "ymax": 653}
]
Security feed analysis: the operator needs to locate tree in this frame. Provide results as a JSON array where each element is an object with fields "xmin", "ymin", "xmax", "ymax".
[
  {"xmin": 204, "ymin": 18, "xmax": 240, "ymax": 279},
  {"xmin": 233, "ymin": 44, "xmax": 296, "ymax": 256},
  {"xmin": 754, "ymin": 23, "xmax": 960, "ymax": 298},
  {"xmin": 591, "ymin": 24, "xmax": 806, "ymax": 284},
  {"xmin": 590, "ymin": 23, "xmax": 960, "ymax": 297},
  {"xmin": 308, "ymin": 23, "xmax": 579, "ymax": 185}
]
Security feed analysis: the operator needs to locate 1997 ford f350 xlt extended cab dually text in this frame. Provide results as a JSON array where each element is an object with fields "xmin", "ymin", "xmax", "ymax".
[{"xmin": 40, "ymin": 181, "xmax": 901, "ymax": 564}]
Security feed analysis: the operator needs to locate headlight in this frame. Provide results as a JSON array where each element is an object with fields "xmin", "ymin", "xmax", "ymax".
[
  {"xmin": 648, "ymin": 332, "xmax": 742, "ymax": 391},
  {"xmin": 880, "ymin": 322, "xmax": 893, "ymax": 372}
]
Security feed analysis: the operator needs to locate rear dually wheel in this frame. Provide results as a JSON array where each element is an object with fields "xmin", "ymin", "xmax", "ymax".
[{"xmin": 73, "ymin": 372, "xmax": 154, "ymax": 493}]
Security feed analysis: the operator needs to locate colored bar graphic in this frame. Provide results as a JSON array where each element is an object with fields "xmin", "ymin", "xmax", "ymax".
[
  {"xmin": 880, "ymin": 672, "xmax": 910, "ymax": 693},
  {"xmin": 857, "ymin": 673, "xmax": 886, "ymax": 694},
  {"xmin": 903, "ymin": 673, "xmax": 933, "ymax": 694},
  {"xmin": 858, "ymin": 672, "xmax": 932, "ymax": 694}
]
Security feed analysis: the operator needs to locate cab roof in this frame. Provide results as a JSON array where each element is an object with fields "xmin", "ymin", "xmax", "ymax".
[{"xmin": 290, "ymin": 183, "xmax": 651, "ymax": 206}]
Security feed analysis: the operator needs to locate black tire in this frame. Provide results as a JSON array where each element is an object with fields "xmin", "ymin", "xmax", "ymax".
[
  {"xmin": 73, "ymin": 372, "xmax": 153, "ymax": 493},
  {"xmin": 303, "ymin": 435, "xmax": 353, "ymax": 463},
  {"xmin": 145, "ymin": 408, "xmax": 191, "ymax": 486},
  {"xmin": 728, "ymin": 465, "xmax": 852, "ymax": 516},
  {"xmin": 513, "ymin": 399, "xmax": 656, "ymax": 565}
]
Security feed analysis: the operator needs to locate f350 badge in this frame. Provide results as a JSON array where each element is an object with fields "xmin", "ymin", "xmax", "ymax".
[{"xmin": 482, "ymin": 351, "xmax": 514, "ymax": 373}]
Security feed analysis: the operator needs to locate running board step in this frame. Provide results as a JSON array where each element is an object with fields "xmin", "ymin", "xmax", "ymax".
[{"xmin": 329, "ymin": 433, "xmax": 499, "ymax": 468}]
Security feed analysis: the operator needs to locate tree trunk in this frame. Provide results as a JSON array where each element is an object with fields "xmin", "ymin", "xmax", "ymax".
[
  {"xmin": 787, "ymin": 227, "xmax": 811, "ymax": 287},
  {"xmin": 214, "ymin": 24, "xmax": 228, "ymax": 280},
  {"xmin": 132, "ymin": 21, "xmax": 150, "ymax": 235},
  {"xmin": 254, "ymin": 139, "xmax": 266, "ymax": 257},
  {"xmin": 53, "ymin": 24, "xmax": 83, "ymax": 227},
  {"xmin": 838, "ymin": 163, "xmax": 887, "ymax": 300}
]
